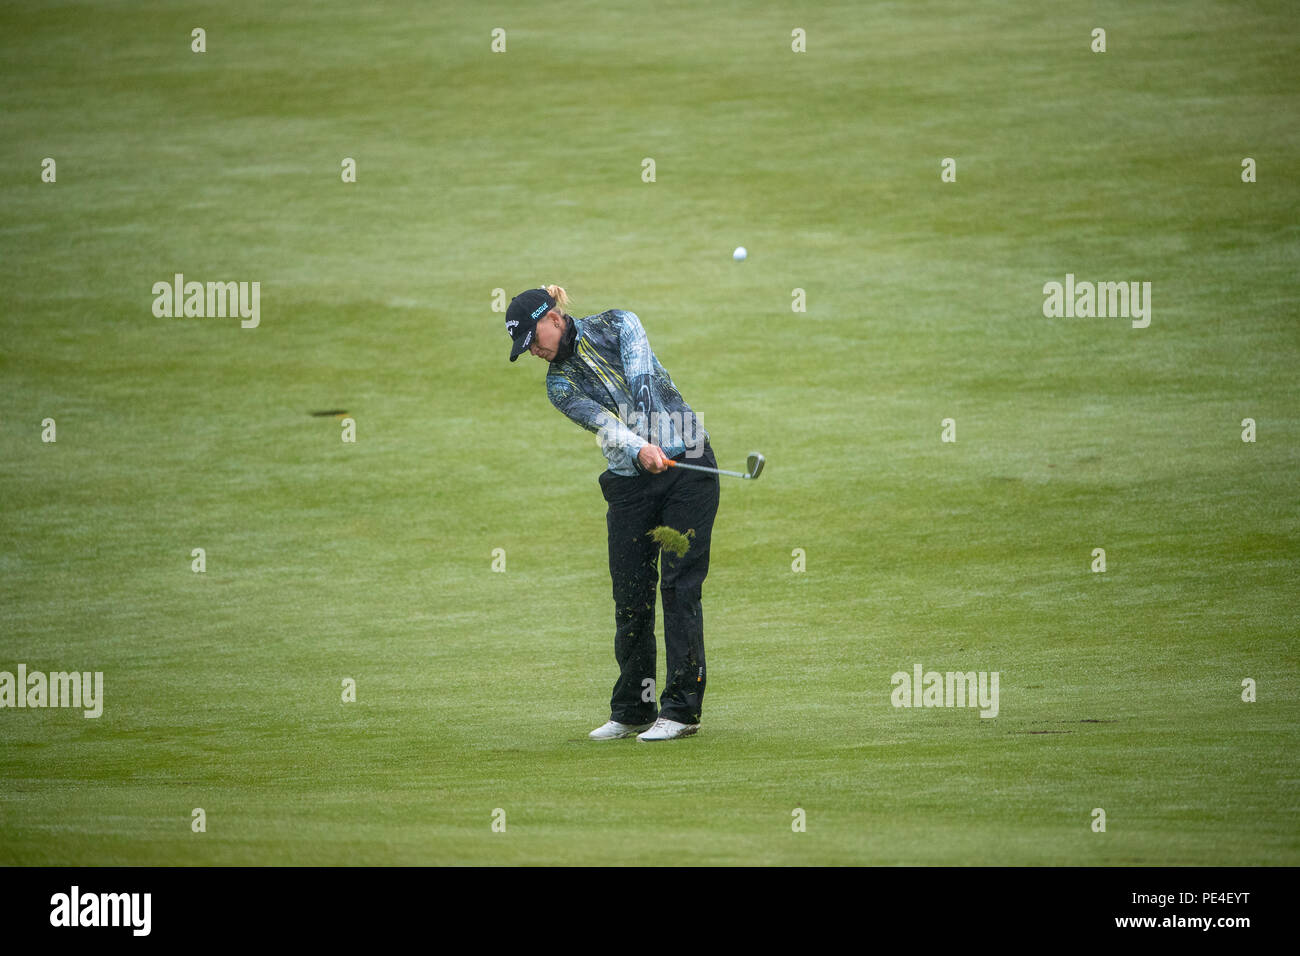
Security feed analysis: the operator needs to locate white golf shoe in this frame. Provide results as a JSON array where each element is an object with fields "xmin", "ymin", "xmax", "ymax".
[
  {"xmin": 589, "ymin": 719, "xmax": 654, "ymax": 740},
  {"xmin": 636, "ymin": 717, "xmax": 700, "ymax": 741}
]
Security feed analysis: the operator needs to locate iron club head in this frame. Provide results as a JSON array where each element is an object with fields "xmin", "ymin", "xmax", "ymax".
[{"xmin": 744, "ymin": 452, "xmax": 765, "ymax": 480}]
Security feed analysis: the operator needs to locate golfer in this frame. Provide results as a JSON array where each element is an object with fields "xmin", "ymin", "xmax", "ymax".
[{"xmin": 506, "ymin": 286, "xmax": 719, "ymax": 741}]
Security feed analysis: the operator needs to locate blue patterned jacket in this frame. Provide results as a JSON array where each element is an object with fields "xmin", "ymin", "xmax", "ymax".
[{"xmin": 546, "ymin": 309, "xmax": 708, "ymax": 476}]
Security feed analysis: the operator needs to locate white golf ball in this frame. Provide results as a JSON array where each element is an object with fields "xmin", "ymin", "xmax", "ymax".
[{"xmin": 733, "ymin": 246, "xmax": 747, "ymax": 261}]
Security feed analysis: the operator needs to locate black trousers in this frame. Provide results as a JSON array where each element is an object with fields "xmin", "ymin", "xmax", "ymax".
[{"xmin": 598, "ymin": 440, "xmax": 720, "ymax": 726}]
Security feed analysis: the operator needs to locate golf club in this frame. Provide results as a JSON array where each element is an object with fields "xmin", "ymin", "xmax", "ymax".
[{"xmin": 665, "ymin": 451, "xmax": 765, "ymax": 480}]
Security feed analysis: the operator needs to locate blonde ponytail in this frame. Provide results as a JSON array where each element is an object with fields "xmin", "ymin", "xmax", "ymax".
[{"xmin": 545, "ymin": 285, "xmax": 570, "ymax": 310}]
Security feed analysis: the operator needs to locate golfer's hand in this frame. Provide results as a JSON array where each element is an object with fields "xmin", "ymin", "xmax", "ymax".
[{"xmin": 638, "ymin": 444, "xmax": 670, "ymax": 474}]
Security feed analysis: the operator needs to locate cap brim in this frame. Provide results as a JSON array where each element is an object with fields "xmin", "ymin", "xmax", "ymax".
[{"xmin": 508, "ymin": 327, "xmax": 534, "ymax": 362}]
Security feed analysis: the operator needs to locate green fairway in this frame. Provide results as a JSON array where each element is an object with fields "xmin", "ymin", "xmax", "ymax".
[{"xmin": 1, "ymin": 0, "xmax": 1297, "ymax": 865}]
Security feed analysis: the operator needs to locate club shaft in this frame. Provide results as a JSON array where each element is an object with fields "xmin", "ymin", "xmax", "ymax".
[{"xmin": 666, "ymin": 460, "xmax": 748, "ymax": 478}]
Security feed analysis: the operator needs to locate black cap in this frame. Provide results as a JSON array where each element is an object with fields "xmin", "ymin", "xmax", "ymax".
[{"xmin": 506, "ymin": 288, "xmax": 556, "ymax": 362}]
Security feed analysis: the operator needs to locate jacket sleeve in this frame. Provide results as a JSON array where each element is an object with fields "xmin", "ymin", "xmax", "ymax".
[
  {"xmin": 547, "ymin": 373, "xmax": 647, "ymax": 472},
  {"xmin": 615, "ymin": 310, "xmax": 658, "ymax": 428}
]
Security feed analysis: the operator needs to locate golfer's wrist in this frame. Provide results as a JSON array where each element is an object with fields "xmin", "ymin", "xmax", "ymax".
[{"xmin": 634, "ymin": 442, "xmax": 661, "ymax": 474}]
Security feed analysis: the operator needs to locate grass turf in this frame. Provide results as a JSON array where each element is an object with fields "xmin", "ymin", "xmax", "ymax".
[{"xmin": 0, "ymin": 0, "xmax": 1297, "ymax": 865}]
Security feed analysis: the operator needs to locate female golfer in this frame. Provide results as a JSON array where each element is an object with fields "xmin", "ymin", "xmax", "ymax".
[{"xmin": 506, "ymin": 285, "xmax": 719, "ymax": 741}]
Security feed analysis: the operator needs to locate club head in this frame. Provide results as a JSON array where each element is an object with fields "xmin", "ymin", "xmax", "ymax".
[{"xmin": 744, "ymin": 452, "xmax": 765, "ymax": 480}]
